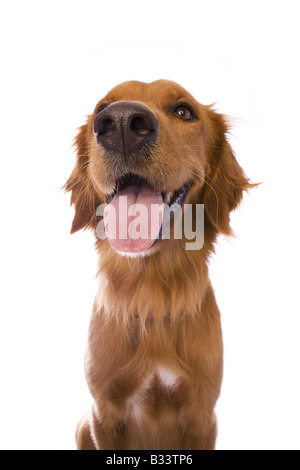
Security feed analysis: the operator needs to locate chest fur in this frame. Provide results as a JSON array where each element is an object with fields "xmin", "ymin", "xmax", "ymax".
[{"xmin": 124, "ymin": 364, "xmax": 187, "ymax": 424}]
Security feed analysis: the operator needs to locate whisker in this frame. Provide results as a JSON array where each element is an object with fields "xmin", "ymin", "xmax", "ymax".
[
  {"xmin": 180, "ymin": 163, "xmax": 219, "ymax": 228},
  {"xmin": 180, "ymin": 156, "xmax": 246, "ymax": 197},
  {"xmin": 176, "ymin": 143, "xmax": 224, "ymax": 150}
]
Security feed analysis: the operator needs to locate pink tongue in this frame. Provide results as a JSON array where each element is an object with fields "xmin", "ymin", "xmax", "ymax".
[{"xmin": 104, "ymin": 185, "xmax": 164, "ymax": 253}]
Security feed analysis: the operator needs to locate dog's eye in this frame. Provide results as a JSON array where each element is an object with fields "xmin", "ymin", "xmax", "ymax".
[{"xmin": 174, "ymin": 106, "xmax": 194, "ymax": 121}]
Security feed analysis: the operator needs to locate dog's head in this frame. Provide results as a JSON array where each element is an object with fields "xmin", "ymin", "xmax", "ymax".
[{"xmin": 65, "ymin": 80, "xmax": 252, "ymax": 256}]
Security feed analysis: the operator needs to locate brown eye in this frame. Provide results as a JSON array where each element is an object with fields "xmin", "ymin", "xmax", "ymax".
[{"xmin": 174, "ymin": 106, "xmax": 194, "ymax": 121}]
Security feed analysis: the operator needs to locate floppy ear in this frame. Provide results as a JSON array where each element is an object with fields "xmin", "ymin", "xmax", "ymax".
[
  {"xmin": 203, "ymin": 110, "xmax": 254, "ymax": 235},
  {"xmin": 64, "ymin": 122, "xmax": 99, "ymax": 234}
]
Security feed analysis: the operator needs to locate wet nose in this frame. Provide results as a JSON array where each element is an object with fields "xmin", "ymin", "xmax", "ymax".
[{"xmin": 93, "ymin": 102, "xmax": 158, "ymax": 157}]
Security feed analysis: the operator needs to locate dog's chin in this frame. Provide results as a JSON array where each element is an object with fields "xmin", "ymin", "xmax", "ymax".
[
  {"xmin": 113, "ymin": 239, "xmax": 160, "ymax": 258},
  {"xmin": 114, "ymin": 249, "xmax": 150, "ymax": 259}
]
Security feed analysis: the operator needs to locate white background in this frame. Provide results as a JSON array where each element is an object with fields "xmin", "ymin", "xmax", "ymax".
[{"xmin": 0, "ymin": 0, "xmax": 299, "ymax": 450}]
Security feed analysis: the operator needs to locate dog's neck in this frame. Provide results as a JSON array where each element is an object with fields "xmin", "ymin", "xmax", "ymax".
[{"xmin": 94, "ymin": 238, "xmax": 212, "ymax": 324}]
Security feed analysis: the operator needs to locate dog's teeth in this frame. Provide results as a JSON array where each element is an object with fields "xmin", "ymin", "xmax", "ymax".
[{"xmin": 164, "ymin": 191, "xmax": 174, "ymax": 204}]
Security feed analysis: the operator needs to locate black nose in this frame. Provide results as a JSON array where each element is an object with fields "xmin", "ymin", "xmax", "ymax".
[{"xmin": 93, "ymin": 102, "xmax": 158, "ymax": 157}]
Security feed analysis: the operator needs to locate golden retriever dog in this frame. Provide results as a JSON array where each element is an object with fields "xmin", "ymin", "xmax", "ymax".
[{"xmin": 65, "ymin": 80, "xmax": 253, "ymax": 450}]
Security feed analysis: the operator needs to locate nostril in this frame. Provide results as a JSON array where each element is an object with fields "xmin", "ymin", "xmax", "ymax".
[
  {"xmin": 94, "ymin": 102, "xmax": 158, "ymax": 154},
  {"xmin": 130, "ymin": 116, "xmax": 154, "ymax": 136},
  {"xmin": 98, "ymin": 118, "xmax": 116, "ymax": 137}
]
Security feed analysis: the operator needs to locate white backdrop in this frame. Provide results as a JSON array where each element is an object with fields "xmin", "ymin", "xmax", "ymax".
[{"xmin": 0, "ymin": 0, "xmax": 299, "ymax": 450}]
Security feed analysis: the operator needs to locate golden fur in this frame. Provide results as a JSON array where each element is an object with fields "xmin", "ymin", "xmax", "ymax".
[{"xmin": 65, "ymin": 80, "xmax": 253, "ymax": 450}]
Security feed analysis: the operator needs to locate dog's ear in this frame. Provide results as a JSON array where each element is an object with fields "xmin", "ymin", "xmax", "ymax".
[
  {"xmin": 203, "ymin": 110, "xmax": 254, "ymax": 235},
  {"xmin": 64, "ymin": 122, "xmax": 98, "ymax": 234}
]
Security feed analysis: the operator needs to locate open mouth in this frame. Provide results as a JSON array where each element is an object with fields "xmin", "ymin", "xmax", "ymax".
[
  {"xmin": 104, "ymin": 173, "xmax": 191, "ymax": 254},
  {"xmin": 105, "ymin": 173, "xmax": 191, "ymax": 206}
]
